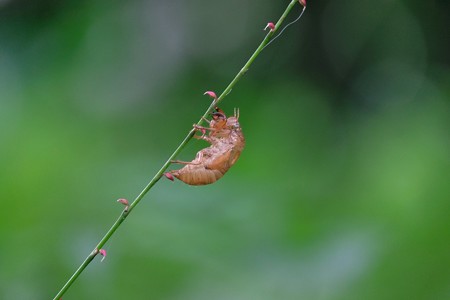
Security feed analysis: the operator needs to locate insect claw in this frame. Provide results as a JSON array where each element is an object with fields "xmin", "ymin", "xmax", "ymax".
[{"xmin": 193, "ymin": 124, "xmax": 207, "ymax": 134}]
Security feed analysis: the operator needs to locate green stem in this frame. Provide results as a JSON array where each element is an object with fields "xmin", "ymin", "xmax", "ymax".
[{"xmin": 53, "ymin": 1, "xmax": 302, "ymax": 299}]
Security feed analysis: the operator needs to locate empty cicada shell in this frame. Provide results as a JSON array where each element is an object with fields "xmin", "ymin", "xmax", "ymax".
[{"xmin": 167, "ymin": 107, "xmax": 245, "ymax": 186}]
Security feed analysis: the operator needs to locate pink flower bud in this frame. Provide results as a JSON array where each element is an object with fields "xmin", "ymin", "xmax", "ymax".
[
  {"xmin": 117, "ymin": 198, "xmax": 129, "ymax": 212},
  {"xmin": 117, "ymin": 198, "xmax": 129, "ymax": 206},
  {"xmin": 203, "ymin": 91, "xmax": 217, "ymax": 99},
  {"xmin": 299, "ymin": 0, "xmax": 306, "ymax": 7},
  {"xmin": 164, "ymin": 172, "xmax": 174, "ymax": 181},
  {"xmin": 99, "ymin": 249, "xmax": 107, "ymax": 262},
  {"xmin": 264, "ymin": 22, "xmax": 275, "ymax": 31}
]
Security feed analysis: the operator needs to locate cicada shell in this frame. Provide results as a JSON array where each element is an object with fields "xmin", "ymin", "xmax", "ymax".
[{"xmin": 168, "ymin": 107, "xmax": 245, "ymax": 186}]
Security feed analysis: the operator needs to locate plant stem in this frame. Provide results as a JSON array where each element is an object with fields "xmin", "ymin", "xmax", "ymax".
[{"xmin": 53, "ymin": 1, "xmax": 303, "ymax": 299}]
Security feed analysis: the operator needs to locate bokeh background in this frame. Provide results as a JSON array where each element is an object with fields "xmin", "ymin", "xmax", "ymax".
[{"xmin": 1, "ymin": 0, "xmax": 449, "ymax": 299}]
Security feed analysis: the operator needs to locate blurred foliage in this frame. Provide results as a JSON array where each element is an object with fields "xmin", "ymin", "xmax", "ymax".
[{"xmin": 1, "ymin": 0, "xmax": 449, "ymax": 299}]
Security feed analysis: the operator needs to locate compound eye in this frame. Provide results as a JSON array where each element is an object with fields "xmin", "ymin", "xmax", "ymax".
[{"xmin": 212, "ymin": 112, "xmax": 225, "ymax": 120}]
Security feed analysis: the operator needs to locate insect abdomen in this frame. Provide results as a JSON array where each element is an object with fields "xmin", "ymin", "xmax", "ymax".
[{"xmin": 172, "ymin": 165, "xmax": 224, "ymax": 186}]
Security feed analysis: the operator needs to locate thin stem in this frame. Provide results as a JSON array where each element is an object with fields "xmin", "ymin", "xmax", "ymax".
[{"xmin": 53, "ymin": 1, "xmax": 302, "ymax": 299}]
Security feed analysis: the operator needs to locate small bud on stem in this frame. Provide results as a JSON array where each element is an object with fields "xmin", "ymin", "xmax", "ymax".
[
  {"xmin": 203, "ymin": 91, "xmax": 217, "ymax": 100},
  {"xmin": 264, "ymin": 22, "xmax": 275, "ymax": 31},
  {"xmin": 164, "ymin": 172, "xmax": 174, "ymax": 181},
  {"xmin": 117, "ymin": 198, "xmax": 129, "ymax": 211},
  {"xmin": 99, "ymin": 249, "xmax": 107, "ymax": 262}
]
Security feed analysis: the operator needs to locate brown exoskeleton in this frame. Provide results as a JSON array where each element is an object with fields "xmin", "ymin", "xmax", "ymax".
[{"xmin": 167, "ymin": 107, "xmax": 245, "ymax": 186}]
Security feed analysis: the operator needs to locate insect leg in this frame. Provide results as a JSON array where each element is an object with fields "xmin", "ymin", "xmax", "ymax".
[
  {"xmin": 170, "ymin": 160, "xmax": 201, "ymax": 165},
  {"xmin": 201, "ymin": 117, "xmax": 211, "ymax": 124},
  {"xmin": 193, "ymin": 124, "xmax": 217, "ymax": 132},
  {"xmin": 193, "ymin": 124, "xmax": 218, "ymax": 139}
]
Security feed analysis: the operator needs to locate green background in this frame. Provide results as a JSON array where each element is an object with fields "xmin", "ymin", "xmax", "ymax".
[{"xmin": 1, "ymin": 0, "xmax": 449, "ymax": 299}]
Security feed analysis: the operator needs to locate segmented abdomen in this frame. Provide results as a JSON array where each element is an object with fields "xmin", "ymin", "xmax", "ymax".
[{"xmin": 172, "ymin": 165, "xmax": 224, "ymax": 186}]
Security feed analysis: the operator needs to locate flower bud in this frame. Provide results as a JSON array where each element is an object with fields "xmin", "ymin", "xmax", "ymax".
[
  {"xmin": 99, "ymin": 249, "xmax": 107, "ymax": 262},
  {"xmin": 203, "ymin": 91, "xmax": 217, "ymax": 99},
  {"xmin": 164, "ymin": 172, "xmax": 174, "ymax": 181},
  {"xmin": 264, "ymin": 22, "xmax": 275, "ymax": 31},
  {"xmin": 117, "ymin": 198, "xmax": 129, "ymax": 206}
]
